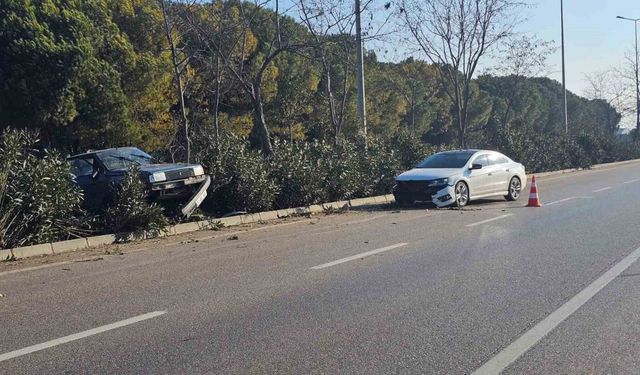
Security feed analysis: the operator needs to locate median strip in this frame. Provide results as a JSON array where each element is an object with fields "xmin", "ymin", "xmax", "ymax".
[
  {"xmin": 466, "ymin": 214, "xmax": 513, "ymax": 228},
  {"xmin": 0, "ymin": 311, "xmax": 167, "ymax": 363},
  {"xmin": 310, "ymin": 243, "xmax": 408, "ymax": 270}
]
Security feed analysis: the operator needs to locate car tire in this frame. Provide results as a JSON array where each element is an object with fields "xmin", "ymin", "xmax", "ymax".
[
  {"xmin": 454, "ymin": 181, "xmax": 469, "ymax": 208},
  {"xmin": 505, "ymin": 176, "xmax": 521, "ymax": 201}
]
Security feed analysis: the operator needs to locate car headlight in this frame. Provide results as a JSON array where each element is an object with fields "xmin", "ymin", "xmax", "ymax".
[
  {"xmin": 149, "ymin": 172, "xmax": 166, "ymax": 183},
  {"xmin": 427, "ymin": 178, "xmax": 449, "ymax": 187},
  {"xmin": 192, "ymin": 165, "xmax": 205, "ymax": 176}
]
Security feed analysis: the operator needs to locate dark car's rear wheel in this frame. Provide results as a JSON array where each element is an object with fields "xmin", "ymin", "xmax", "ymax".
[
  {"xmin": 454, "ymin": 181, "xmax": 469, "ymax": 207},
  {"xmin": 505, "ymin": 176, "xmax": 521, "ymax": 201}
]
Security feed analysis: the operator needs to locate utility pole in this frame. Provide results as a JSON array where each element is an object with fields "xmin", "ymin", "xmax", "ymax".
[
  {"xmin": 560, "ymin": 0, "xmax": 568, "ymax": 134},
  {"xmin": 617, "ymin": 16, "xmax": 640, "ymax": 137},
  {"xmin": 354, "ymin": 0, "xmax": 367, "ymax": 142}
]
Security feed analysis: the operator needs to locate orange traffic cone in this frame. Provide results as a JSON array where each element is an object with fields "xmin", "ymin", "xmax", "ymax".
[{"xmin": 527, "ymin": 175, "xmax": 542, "ymax": 207}]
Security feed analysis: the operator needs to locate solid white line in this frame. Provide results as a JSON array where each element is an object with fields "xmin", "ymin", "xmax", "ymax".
[
  {"xmin": 466, "ymin": 214, "xmax": 513, "ymax": 228},
  {"xmin": 472, "ymin": 245, "xmax": 640, "ymax": 375},
  {"xmin": 592, "ymin": 186, "xmax": 612, "ymax": 193},
  {"xmin": 0, "ymin": 311, "xmax": 166, "ymax": 363},
  {"xmin": 310, "ymin": 243, "xmax": 408, "ymax": 270},
  {"xmin": 624, "ymin": 178, "xmax": 640, "ymax": 184}
]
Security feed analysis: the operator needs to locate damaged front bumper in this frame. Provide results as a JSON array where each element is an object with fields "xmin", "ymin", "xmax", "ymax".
[
  {"xmin": 430, "ymin": 185, "xmax": 456, "ymax": 207},
  {"xmin": 148, "ymin": 174, "xmax": 211, "ymax": 217},
  {"xmin": 180, "ymin": 175, "xmax": 211, "ymax": 217},
  {"xmin": 392, "ymin": 182, "xmax": 456, "ymax": 207}
]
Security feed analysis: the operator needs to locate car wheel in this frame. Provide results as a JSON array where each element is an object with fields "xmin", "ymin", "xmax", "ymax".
[
  {"xmin": 505, "ymin": 176, "xmax": 521, "ymax": 201},
  {"xmin": 454, "ymin": 181, "xmax": 469, "ymax": 207}
]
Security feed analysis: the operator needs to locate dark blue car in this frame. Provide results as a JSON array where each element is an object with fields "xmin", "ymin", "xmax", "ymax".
[{"xmin": 67, "ymin": 147, "xmax": 210, "ymax": 217}]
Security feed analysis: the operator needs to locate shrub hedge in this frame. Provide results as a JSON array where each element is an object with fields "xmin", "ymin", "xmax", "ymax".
[{"xmin": 1, "ymin": 128, "xmax": 638, "ymax": 249}]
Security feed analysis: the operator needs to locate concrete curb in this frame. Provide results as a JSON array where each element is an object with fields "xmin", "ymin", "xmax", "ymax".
[
  {"xmin": 2, "ymin": 196, "xmax": 391, "ymax": 260},
  {"xmin": 3, "ymin": 157, "xmax": 638, "ymax": 260}
]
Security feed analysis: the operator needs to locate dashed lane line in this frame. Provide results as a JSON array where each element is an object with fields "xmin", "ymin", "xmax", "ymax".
[
  {"xmin": 466, "ymin": 214, "xmax": 513, "ymax": 228},
  {"xmin": 0, "ymin": 311, "xmax": 167, "ymax": 363},
  {"xmin": 310, "ymin": 243, "xmax": 408, "ymax": 270},
  {"xmin": 592, "ymin": 186, "xmax": 612, "ymax": 193}
]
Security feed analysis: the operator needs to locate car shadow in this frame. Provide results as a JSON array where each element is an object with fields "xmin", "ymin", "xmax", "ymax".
[{"xmin": 349, "ymin": 197, "xmax": 527, "ymax": 213}]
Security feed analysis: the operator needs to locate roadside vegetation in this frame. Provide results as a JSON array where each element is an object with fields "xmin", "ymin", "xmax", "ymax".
[{"xmin": 1, "ymin": 0, "xmax": 638, "ymax": 248}]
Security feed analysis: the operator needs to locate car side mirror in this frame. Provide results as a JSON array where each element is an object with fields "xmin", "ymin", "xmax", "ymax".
[{"xmin": 470, "ymin": 163, "xmax": 483, "ymax": 170}]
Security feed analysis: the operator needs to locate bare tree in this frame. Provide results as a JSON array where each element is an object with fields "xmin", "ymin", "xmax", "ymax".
[
  {"xmin": 585, "ymin": 68, "xmax": 635, "ymax": 133},
  {"xmin": 296, "ymin": 0, "xmax": 354, "ymax": 141},
  {"xmin": 159, "ymin": 0, "xmax": 193, "ymax": 162},
  {"xmin": 183, "ymin": 0, "xmax": 310, "ymax": 155},
  {"xmin": 400, "ymin": 0, "xmax": 523, "ymax": 147}
]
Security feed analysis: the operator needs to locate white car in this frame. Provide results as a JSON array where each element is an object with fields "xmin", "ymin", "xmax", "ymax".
[{"xmin": 392, "ymin": 150, "xmax": 527, "ymax": 208}]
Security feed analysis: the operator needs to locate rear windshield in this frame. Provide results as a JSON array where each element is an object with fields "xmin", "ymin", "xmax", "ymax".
[{"xmin": 416, "ymin": 151, "xmax": 475, "ymax": 169}]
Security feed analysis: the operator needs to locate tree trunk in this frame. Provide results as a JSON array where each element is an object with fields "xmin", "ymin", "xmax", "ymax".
[
  {"xmin": 159, "ymin": 0, "xmax": 190, "ymax": 163},
  {"xmin": 213, "ymin": 55, "xmax": 221, "ymax": 138},
  {"xmin": 249, "ymin": 84, "xmax": 273, "ymax": 155}
]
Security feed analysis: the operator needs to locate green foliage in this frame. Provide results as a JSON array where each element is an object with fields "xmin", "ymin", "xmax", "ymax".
[
  {"xmin": 0, "ymin": 0, "xmax": 174, "ymax": 151},
  {"xmin": 490, "ymin": 127, "xmax": 640, "ymax": 173},
  {"xmin": 270, "ymin": 140, "xmax": 328, "ymax": 208},
  {"xmin": 194, "ymin": 133, "xmax": 278, "ymax": 213},
  {"xmin": 0, "ymin": 129, "xmax": 85, "ymax": 249},
  {"xmin": 104, "ymin": 166, "xmax": 169, "ymax": 237}
]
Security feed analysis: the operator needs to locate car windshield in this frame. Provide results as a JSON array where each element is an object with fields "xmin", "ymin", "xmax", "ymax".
[
  {"xmin": 416, "ymin": 151, "xmax": 476, "ymax": 169},
  {"xmin": 97, "ymin": 148, "xmax": 154, "ymax": 170}
]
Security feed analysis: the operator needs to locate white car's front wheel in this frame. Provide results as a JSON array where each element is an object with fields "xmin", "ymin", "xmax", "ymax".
[
  {"xmin": 505, "ymin": 176, "xmax": 521, "ymax": 201},
  {"xmin": 454, "ymin": 181, "xmax": 469, "ymax": 207}
]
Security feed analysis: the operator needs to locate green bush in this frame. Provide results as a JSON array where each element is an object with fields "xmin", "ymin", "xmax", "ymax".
[
  {"xmin": 103, "ymin": 166, "xmax": 169, "ymax": 238},
  {"xmin": 359, "ymin": 138, "xmax": 399, "ymax": 196},
  {"xmin": 194, "ymin": 133, "xmax": 278, "ymax": 213},
  {"xmin": 0, "ymin": 129, "xmax": 85, "ymax": 249},
  {"xmin": 392, "ymin": 132, "xmax": 438, "ymax": 169},
  {"xmin": 270, "ymin": 140, "xmax": 328, "ymax": 208}
]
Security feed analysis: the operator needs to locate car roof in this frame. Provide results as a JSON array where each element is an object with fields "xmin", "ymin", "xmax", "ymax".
[{"xmin": 67, "ymin": 147, "xmax": 140, "ymax": 160}]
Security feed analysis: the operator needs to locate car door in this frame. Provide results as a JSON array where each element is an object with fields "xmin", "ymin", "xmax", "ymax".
[
  {"xmin": 69, "ymin": 156, "xmax": 109, "ymax": 209},
  {"xmin": 486, "ymin": 153, "xmax": 510, "ymax": 194},
  {"xmin": 467, "ymin": 154, "xmax": 491, "ymax": 197}
]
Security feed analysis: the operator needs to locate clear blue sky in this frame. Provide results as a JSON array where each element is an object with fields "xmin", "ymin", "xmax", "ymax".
[{"xmin": 522, "ymin": 0, "xmax": 638, "ymax": 95}]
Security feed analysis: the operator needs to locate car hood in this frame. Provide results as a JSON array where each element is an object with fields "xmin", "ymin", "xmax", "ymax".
[{"xmin": 396, "ymin": 168, "xmax": 461, "ymax": 181}]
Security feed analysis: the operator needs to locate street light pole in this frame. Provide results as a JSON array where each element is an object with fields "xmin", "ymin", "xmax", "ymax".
[
  {"xmin": 617, "ymin": 16, "xmax": 640, "ymax": 137},
  {"xmin": 560, "ymin": 0, "xmax": 568, "ymax": 134},
  {"xmin": 354, "ymin": 0, "xmax": 367, "ymax": 142}
]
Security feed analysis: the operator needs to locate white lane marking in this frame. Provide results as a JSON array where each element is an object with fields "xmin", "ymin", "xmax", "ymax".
[
  {"xmin": 545, "ymin": 196, "xmax": 592, "ymax": 206},
  {"xmin": 592, "ymin": 186, "xmax": 612, "ymax": 193},
  {"xmin": 472, "ymin": 245, "xmax": 640, "ymax": 375},
  {"xmin": 0, "ymin": 311, "xmax": 166, "ymax": 363},
  {"xmin": 310, "ymin": 243, "xmax": 408, "ymax": 270},
  {"xmin": 466, "ymin": 214, "xmax": 513, "ymax": 228},
  {"xmin": 624, "ymin": 178, "xmax": 640, "ymax": 184},
  {"xmin": 341, "ymin": 215, "xmax": 386, "ymax": 226}
]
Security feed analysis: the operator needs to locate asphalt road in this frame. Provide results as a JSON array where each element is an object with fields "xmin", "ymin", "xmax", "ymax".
[{"xmin": 1, "ymin": 161, "xmax": 640, "ymax": 374}]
